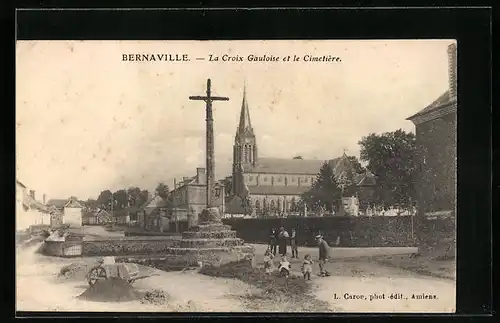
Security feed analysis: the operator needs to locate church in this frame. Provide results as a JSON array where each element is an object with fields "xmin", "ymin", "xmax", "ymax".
[{"xmin": 225, "ymin": 86, "xmax": 376, "ymax": 217}]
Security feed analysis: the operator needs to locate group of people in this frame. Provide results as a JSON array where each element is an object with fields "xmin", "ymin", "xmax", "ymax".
[
  {"xmin": 268, "ymin": 226, "xmax": 299, "ymax": 258},
  {"xmin": 264, "ymin": 230, "xmax": 336, "ymax": 279}
]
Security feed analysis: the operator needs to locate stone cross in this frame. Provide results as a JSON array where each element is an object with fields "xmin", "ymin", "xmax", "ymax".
[{"xmin": 189, "ymin": 79, "xmax": 229, "ymax": 208}]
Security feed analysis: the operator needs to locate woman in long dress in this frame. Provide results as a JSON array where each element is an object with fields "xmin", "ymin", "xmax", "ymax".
[{"xmin": 278, "ymin": 227, "xmax": 289, "ymax": 256}]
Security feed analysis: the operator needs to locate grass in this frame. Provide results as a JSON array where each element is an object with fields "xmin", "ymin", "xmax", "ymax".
[{"xmin": 200, "ymin": 260, "xmax": 331, "ymax": 312}]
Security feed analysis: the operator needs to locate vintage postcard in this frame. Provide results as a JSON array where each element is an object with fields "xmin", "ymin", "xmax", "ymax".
[{"xmin": 16, "ymin": 40, "xmax": 456, "ymax": 313}]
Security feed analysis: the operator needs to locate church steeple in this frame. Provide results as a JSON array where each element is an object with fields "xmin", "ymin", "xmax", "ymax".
[
  {"xmin": 236, "ymin": 82, "xmax": 254, "ymax": 138},
  {"xmin": 233, "ymin": 82, "xmax": 258, "ymax": 183}
]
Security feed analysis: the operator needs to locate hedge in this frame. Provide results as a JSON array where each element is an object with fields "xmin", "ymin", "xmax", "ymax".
[{"xmin": 222, "ymin": 216, "xmax": 453, "ymax": 247}]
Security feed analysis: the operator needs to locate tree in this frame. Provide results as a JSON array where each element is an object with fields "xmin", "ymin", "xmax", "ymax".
[
  {"xmin": 302, "ymin": 162, "xmax": 342, "ymax": 213},
  {"xmin": 139, "ymin": 190, "xmax": 150, "ymax": 206},
  {"xmin": 97, "ymin": 190, "xmax": 113, "ymax": 210},
  {"xmin": 85, "ymin": 198, "xmax": 99, "ymax": 210},
  {"xmin": 113, "ymin": 189, "xmax": 128, "ymax": 210},
  {"xmin": 358, "ymin": 129, "xmax": 417, "ymax": 208},
  {"xmin": 155, "ymin": 182, "xmax": 170, "ymax": 199},
  {"xmin": 127, "ymin": 187, "xmax": 142, "ymax": 207}
]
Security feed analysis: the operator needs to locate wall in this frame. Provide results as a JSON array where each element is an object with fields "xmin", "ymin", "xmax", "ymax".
[
  {"xmin": 17, "ymin": 208, "xmax": 51, "ymax": 231},
  {"xmin": 223, "ymin": 216, "xmax": 419, "ymax": 247},
  {"xmin": 416, "ymin": 112, "xmax": 457, "ymax": 216},
  {"xmin": 64, "ymin": 207, "xmax": 82, "ymax": 227},
  {"xmin": 81, "ymin": 237, "xmax": 179, "ymax": 256}
]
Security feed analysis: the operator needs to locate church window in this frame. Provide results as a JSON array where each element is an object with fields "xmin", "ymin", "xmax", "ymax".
[{"xmin": 244, "ymin": 145, "xmax": 249, "ymax": 162}]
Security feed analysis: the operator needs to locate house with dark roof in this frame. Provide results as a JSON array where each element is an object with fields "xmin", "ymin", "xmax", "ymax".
[
  {"xmin": 227, "ymin": 85, "xmax": 376, "ymax": 217},
  {"xmin": 407, "ymin": 42, "xmax": 457, "ymax": 218}
]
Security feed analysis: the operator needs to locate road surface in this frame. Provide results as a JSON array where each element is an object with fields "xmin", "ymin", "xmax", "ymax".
[{"xmin": 16, "ymin": 243, "xmax": 455, "ymax": 313}]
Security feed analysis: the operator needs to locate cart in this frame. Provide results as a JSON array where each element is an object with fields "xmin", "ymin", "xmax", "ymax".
[{"xmin": 86, "ymin": 261, "xmax": 153, "ymax": 286}]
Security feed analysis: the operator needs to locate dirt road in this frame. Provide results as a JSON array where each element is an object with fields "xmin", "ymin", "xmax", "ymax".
[
  {"xmin": 16, "ymin": 243, "xmax": 250, "ymax": 312},
  {"xmin": 16, "ymin": 243, "xmax": 455, "ymax": 313}
]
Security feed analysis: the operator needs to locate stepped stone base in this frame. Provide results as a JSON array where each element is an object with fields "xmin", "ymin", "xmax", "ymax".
[{"xmin": 122, "ymin": 207, "xmax": 255, "ymax": 268}]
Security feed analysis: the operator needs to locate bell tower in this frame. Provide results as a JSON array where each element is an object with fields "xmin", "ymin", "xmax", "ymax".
[
  {"xmin": 233, "ymin": 83, "xmax": 258, "ymax": 170},
  {"xmin": 232, "ymin": 83, "xmax": 258, "ymax": 193}
]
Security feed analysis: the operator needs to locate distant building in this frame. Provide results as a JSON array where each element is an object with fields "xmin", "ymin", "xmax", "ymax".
[
  {"xmin": 227, "ymin": 85, "xmax": 377, "ymax": 217},
  {"xmin": 15, "ymin": 180, "xmax": 51, "ymax": 230},
  {"xmin": 407, "ymin": 43, "xmax": 457, "ymax": 218},
  {"xmin": 169, "ymin": 168, "xmax": 224, "ymax": 227},
  {"xmin": 83, "ymin": 209, "xmax": 112, "ymax": 225},
  {"xmin": 46, "ymin": 197, "xmax": 83, "ymax": 226}
]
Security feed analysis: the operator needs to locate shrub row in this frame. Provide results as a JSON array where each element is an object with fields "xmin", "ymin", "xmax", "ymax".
[{"xmin": 222, "ymin": 216, "xmax": 454, "ymax": 247}]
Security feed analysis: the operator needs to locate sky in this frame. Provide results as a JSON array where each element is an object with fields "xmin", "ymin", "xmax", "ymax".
[{"xmin": 16, "ymin": 40, "xmax": 454, "ymax": 200}]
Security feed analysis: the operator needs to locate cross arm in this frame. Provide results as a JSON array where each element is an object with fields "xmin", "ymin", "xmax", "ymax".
[{"xmin": 189, "ymin": 96, "xmax": 230, "ymax": 101}]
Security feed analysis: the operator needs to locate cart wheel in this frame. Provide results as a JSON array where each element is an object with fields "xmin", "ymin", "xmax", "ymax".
[{"xmin": 88, "ymin": 267, "xmax": 106, "ymax": 286}]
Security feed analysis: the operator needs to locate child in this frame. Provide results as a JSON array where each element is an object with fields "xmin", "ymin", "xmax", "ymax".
[
  {"xmin": 301, "ymin": 254, "xmax": 313, "ymax": 280},
  {"xmin": 263, "ymin": 248, "xmax": 275, "ymax": 274},
  {"xmin": 278, "ymin": 255, "xmax": 291, "ymax": 278}
]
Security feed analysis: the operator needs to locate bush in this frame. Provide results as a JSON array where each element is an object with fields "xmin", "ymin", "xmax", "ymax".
[{"xmin": 223, "ymin": 216, "xmax": 418, "ymax": 247}]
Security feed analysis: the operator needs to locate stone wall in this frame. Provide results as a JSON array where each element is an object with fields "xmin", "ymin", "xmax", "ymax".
[{"xmin": 81, "ymin": 237, "xmax": 179, "ymax": 256}]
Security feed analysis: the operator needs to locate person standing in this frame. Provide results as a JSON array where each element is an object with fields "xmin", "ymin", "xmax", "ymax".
[
  {"xmin": 278, "ymin": 226, "xmax": 289, "ymax": 256},
  {"xmin": 290, "ymin": 228, "xmax": 298, "ymax": 258},
  {"xmin": 269, "ymin": 227, "xmax": 277, "ymax": 256},
  {"xmin": 316, "ymin": 234, "xmax": 331, "ymax": 277}
]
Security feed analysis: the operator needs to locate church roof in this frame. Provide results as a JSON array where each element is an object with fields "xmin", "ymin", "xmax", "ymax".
[
  {"xmin": 244, "ymin": 157, "xmax": 331, "ymax": 175},
  {"xmin": 247, "ymin": 185, "xmax": 311, "ymax": 196}
]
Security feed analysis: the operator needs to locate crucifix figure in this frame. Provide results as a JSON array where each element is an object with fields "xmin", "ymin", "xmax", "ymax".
[{"xmin": 189, "ymin": 79, "xmax": 229, "ymax": 209}]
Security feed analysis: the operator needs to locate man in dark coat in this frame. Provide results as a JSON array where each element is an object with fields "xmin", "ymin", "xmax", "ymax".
[
  {"xmin": 316, "ymin": 234, "xmax": 331, "ymax": 277},
  {"xmin": 290, "ymin": 228, "xmax": 298, "ymax": 258}
]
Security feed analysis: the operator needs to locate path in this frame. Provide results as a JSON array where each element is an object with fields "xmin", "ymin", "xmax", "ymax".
[
  {"xmin": 311, "ymin": 261, "xmax": 456, "ymax": 313},
  {"xmin": 16, "ymin": 242, "xmax": 455, "ymax": 313},
  {"xmin": 252, "ymin": 243, "xmax": 455, "ymax": 313},
  {"xmin": 16, "ymin": 243, "xmax": 249, "ymax": 312}
]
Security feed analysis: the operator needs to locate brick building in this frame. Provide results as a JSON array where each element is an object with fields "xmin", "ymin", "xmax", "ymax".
[
  {"xmin": 169, "ymin": 167, "xmax": 224, "ymax": 227},
  {"xmin": 407, "ymin": 42, "xmax": 457, "ymax": 218}
]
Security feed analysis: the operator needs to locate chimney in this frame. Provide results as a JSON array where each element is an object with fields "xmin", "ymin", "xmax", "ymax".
[
  {"xmin": 447, "ymin": 42, "xmax": 457, "ymax": 99},
  {"xmin": 196, "ymin": 168, "xmax": 206, "ymax": 185},
  {"xmin": 42, "ymin": 194, "xmax": 46, "ymax": 205},
  {"xmin": 29, "ymin": 190, "xmax": 35, "ymax": 200}
]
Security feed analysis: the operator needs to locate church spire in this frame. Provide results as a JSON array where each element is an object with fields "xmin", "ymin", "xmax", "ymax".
[{"xmin": 237, "ymin": 82, "xmax": 253, "ymax": 137}]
